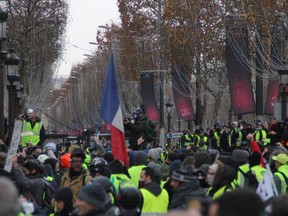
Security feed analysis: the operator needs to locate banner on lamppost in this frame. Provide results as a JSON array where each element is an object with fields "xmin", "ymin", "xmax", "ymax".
[
  {"xmin": 171, "ymin": 66, "xmax": 195, "ymax": 121},
  {"xmin": 140, "ymin": 72, "xmax": 160, "ymax": 122},
  {"xmin": 226, "ymin": 29, "xmax": 256, "ymax": 115},
  {"xmin": 264, "ymin": 30, "xmax": 283, "ymax": 115}
]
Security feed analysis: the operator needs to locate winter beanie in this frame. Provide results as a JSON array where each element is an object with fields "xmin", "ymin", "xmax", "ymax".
[
  {"xmin": 134, "ymin": 151, "xmax": 148, "ymax": 166},
  {"xmin": 78, "ymin": 183, "xmax": 106, "ymax": 210},
  {"xmin": 54, "ymin": 187, "xmax": 73, "ymax": 207}
]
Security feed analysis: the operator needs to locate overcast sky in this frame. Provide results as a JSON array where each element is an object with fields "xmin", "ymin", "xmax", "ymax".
[{"xmin": 57, "ymin": 0, "xmax": 119, "ymax": 78}]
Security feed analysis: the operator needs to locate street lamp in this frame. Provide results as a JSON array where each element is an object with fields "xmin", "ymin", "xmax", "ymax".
[
  {"xmin": 166, "ymin": 100, "xmax": 173, "ymax": 146},
  {"xmin": 89, "ymin": 42, "xmax": 98, "ymax": 45},
  {"xmin": 0, "ymin": 7, "xmax": 8, "ymax": 40},
  {"xmin": 98, "ymin": 25, "xmax": 110, "ymax": 30},
  {"xmin": 5, "ymin": 49, "xmax": 20, "ymax": 142},
  {"xmin": 0, "ymin": 7, "xmax": 7, "ymax": 140},
  {"xmin": 278, "ymin": 68, "xmax": 288, "ymax": 120},
  {"xmin": 6, "ymin": 49, "xmax": 20, "ymax": 79}
]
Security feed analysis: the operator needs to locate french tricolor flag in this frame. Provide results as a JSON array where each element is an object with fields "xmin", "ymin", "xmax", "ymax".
[{"xmin": 100, "ymin": 53, "xmax": 129, "ymax": 167}]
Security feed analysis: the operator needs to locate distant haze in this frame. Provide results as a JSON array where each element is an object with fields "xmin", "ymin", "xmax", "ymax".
[{"xmin": 56, "ymin": 0, "xmax": 119, "ymax": 78}]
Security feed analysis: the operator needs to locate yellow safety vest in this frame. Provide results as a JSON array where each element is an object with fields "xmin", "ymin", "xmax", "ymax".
[
  {"xmin": 128, "ymin": 165, "xmax": 147, "ymax": 187},
  {"xmin": 275, "ymin": 165, "xmax": 288, "ymax": 194},
  {"xmin": 21, "ymin": 120, "xmax": 42, "ymax": 147},
  {"xmin": 251, "ymin": 165, "xmax": 266, "ymax": 183},
  {"xmin": 229, "ymin": 128, "xmax": 242, "ymax": 147},
  {"xmin": 140, "ymin": 187, "xmax": 168, "ymax": 215},
  {"xmin": 110, "ymin": 173, "xmax": 133, "ymax": 196},
  {"xmin": 207, "ymin": 183, "xmax": 234, "ymax": 200},
  {"xmin": 184, "ymin": 134, "xmax": 193, "ymax": 147},
  {"xmin": 254, "ymin": 130, "xmax": 270, "ymax": 146},
  {"xmin": 213, "ymin": 131, "xmax": 220, "ymax": 148},
  {"xmin": 237, "ymin": 164, "xmax": 250, "ymax": 188}
]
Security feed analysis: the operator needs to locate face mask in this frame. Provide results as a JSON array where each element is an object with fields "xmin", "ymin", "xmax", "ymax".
[
  {"xmin": 138, "ymin": 180, "xmax": 145, "ymax": 188},
  {"xmin": 199, "ymin": 178, "xmax": 209, "ymax": 188},
  {"xmin": 206, "ymin": 175, "xmax": 214, "ymax": 186}
]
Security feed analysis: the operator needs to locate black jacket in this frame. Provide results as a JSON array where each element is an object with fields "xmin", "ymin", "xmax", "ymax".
[{"xmin": 170, "ymin": 180, "xmax": 209, "ymax": 210}]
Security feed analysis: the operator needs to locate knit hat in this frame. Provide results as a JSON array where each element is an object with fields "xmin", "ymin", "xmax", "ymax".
[
  {"xmin": 196, "ymin": 164, "xmax": 210, "ymax": 177},
  {"xmin": 148, "ymin": 148, "xmax": 161, "ymax": 161},
  {"xmin": 194, "ymin": 152, "xmax": 212, "ymax": 169},
  {"xmin": 44, "ymin": 142, "xmax": 57, "ymax": 153},
  {"xmin": 160, "ymin": 163, "xmax": 169, "ymax": 180},
  {"xmin": 231, "ymin": 149, "xmax": 249, "ymax": 164},
  {"xmin": 108, "ymin": 159, "xmax": 125, "ymax": 174},
  {"xmin": 54, "ymin": 187, "xmax": 73, "ymax": 207},
  {"xmin": 60, "ymin": 153, "xmax": 71, "ymax": 168},
  {"xmin": 218, "ymin": 156, "xmax": 238, "ymax": 172},
  {"xmin": 169, "ymin": 159, "xmax": 182, "ymax": 176},
  {"xmin": 27, "ymin": 108, "xmax": 34, "ymax": 114},
  {"xmin": 171, "ymin": 165, "xmax": 197, "ymax": 183},
  {"xmin": 44, "ymin": 158, "xmax": 58, "ymax": 171},
  {"xmin": 134, "ymin": 151, "xmax": 148, "ymax": 166},
  {"xmin": 272, "ymin": 153, "xmax": 288, "ymax": 165},
  {"xmin": 71, "ymin": 148, "xmax": 86, "ymax": 160},
  {"xmin": 232, "ymin": 121, "xmax": 238, "ymax": 127},
  {"xmin": 78, "ymin": 183, "xmax": 106, "ymax": 210},
  {"xmin": 37, "ymin": 154, "xmax": 49, "ymax": 164}
]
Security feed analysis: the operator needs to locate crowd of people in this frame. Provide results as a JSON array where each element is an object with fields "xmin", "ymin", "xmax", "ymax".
[{"xmin": 1, "ymin": 108, "xmax": 288, "ymax": 215}]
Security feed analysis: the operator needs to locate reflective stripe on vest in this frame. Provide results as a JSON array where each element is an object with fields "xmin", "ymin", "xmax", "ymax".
[
  {"xmin": 184, "ymin": 134, "xmax": 193, "ymax": 146},
  {"xmin": 21, "ymin": 120, "xmax": 42, "ymax": 147},
  {"xmin": 251, "ymin": 165, "xmax": 266, "ymax": 183},
  {"xmin": 207, "ymin": 184, "xmax": 233, "ymax": 200},
  {"xmin": 237, "ymin": 164, "xmax": 250, "ymax": 188},
  {"xmin": 140, "ymin": 187, "xmax": 168, "ymax": 215}
]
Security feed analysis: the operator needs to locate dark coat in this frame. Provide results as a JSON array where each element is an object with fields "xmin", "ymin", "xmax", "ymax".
[
  {"xmin": 12, "ymin": 164, "xmax": 46, "ymax": 208},
  {"xmin": 169, "ymin": 180, "xmax": 208, "ymax": 210}
]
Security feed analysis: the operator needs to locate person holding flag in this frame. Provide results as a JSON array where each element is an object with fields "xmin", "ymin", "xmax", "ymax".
[{"xmin": 100, "ymin": 53, "xmax": 129, "ymax": 167}]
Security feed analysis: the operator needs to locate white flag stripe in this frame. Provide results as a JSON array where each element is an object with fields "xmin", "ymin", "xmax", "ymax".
[
  {"xmin": 256, "ymin": 164, "xmax": 277, "ymax": 202},
  {"xmin": 112, "ymin": 107, "xmax": 124, "ymax": 132}
]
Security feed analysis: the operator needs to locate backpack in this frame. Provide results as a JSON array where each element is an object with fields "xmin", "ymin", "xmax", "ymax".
[
  {"xmin": 41, "ymin": 177, "xmax": 58, "ymax": 208},
  {"xmin": 239, "ymin": 169, "xmax": 258, "ymax": 190}
]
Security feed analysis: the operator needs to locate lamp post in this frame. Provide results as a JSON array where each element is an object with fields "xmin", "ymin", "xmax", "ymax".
[
  {"xmin": 0, "ymin": 7, "xmax": 7, "ymax": 141},
  {"xmin": 278, "ymin": 69, "xmax": 288, "ymax": 120},
  {"xmin": 6, "ymin": 49, "xmax": 20, "ymax": 142},
  {"xmin": 166, "ymin": 101, "xmax": 173, "ymax": 146}
]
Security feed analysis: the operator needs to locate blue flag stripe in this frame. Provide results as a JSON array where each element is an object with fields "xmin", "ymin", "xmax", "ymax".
[{"xmin": 100, "ymin": 53, "xmax": 120, "ymax": 124}]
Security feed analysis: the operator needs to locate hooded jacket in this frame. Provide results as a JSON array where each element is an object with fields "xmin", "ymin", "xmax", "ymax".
[
  {"xmin": 207, "ymin": 161, "xmax": 237, "ymax": 200},
  {"xmin": 170, "ymin": 179, "xmax": 208, "ymax": 210}
]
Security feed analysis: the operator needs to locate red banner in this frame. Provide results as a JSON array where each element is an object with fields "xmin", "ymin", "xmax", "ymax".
[
  {"xmin": 171, "ymin": 66, "xmax": 195, "ymax": 121},
  {"xmin": 140, "ymin": 72, "xmax": 159, "ymax": 121},
  {"xmin": 226, "ymin": 30, "xmax": 256, "ymax": 115}
]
